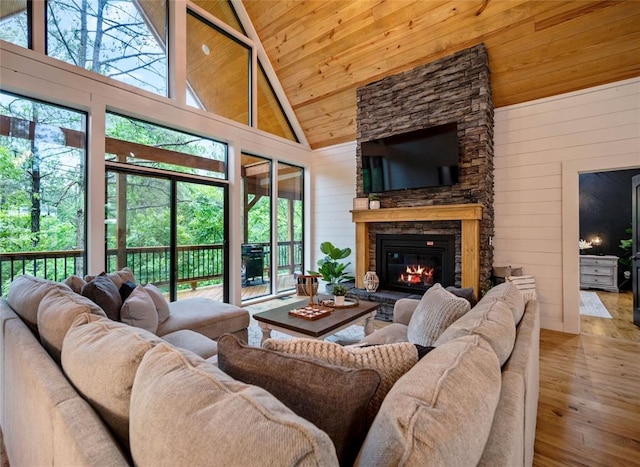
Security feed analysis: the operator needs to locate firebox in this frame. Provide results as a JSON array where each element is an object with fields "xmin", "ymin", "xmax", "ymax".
[{"xmin": 376, "ymin": 234, "xmax": 455, "ymax": 293}]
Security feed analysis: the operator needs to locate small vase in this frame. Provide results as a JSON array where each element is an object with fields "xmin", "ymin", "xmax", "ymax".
[
  {"xmin": 363, "ymin": 271, "xmax": 379, "ymax": 292},
  {"xmin": 334, "ymin": 295, "xmax": 345, "ymax": 306}
]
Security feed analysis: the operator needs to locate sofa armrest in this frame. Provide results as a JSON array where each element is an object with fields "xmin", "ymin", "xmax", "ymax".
[{"xmin": 393, "ymin": 298, "xmax": 421, "ymax": 325}]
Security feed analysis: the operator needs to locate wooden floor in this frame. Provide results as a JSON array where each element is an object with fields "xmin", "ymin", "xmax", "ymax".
[
  {"xmin": 580, "ymin": 290, "xmax": 640, "ymax": 342},
  {"xmin": 534, "ymin": 290, "xmax": 640, "ymax": 466}
]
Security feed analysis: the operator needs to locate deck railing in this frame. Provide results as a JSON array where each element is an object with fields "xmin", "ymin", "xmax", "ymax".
[{"xmin": 1, "ymin": 241, "xmax": 303, "ymax": 296}]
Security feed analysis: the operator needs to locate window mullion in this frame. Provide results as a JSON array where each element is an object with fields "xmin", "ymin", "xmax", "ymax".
[{"xmin": 31, "ymin": 0, "xmax": 46, "ymax": 53}]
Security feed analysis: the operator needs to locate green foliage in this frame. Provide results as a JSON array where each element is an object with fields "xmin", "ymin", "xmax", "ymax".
[
  {"xmin": 308, "ymin": 241, "xmax": 354, "ymax": 284},
  {"xmin": 619, "ymin": 226, "xmax": 632, "ymax": 269},
  {"xmin": 331, "ymin": 284, "xmax": 349, "ymax": 296}
]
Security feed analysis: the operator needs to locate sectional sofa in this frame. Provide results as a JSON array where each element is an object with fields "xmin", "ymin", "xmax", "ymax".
[{"xmin": 0, "ymin": 275, "xmax": 538, "ymax": 466}]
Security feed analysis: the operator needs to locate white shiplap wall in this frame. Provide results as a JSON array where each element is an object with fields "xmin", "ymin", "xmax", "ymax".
[
  {"xmin": 310, "ymin": 142, "xmax": 358, "ymax": 285},
  {"xmin": 494, "ymin": 77, "xmax": 640, "ymax": 332}
]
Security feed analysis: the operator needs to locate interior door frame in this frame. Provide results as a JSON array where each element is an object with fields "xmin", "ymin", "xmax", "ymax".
[{"xmin": 562, "ymin": 154, "xmax": 640, "ymax": 334}]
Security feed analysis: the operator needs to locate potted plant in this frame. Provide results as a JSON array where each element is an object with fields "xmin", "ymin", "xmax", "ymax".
[
  {"xmin": 308, "ymin": 241, "xmax": 354, "ymax": 292},
  {"xmin": 331, "ymin": 284, "xmax": 348, "ymax": 306},
  {"xmin": 619, "ymin": 226, "xmax": 632, "ymax": 283},
  {"xmin": 369, "ymin": 194, "xmax": 381, "ymax": 209}
]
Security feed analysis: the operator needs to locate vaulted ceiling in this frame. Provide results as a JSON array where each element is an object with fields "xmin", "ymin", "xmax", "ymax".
[{"xmin": 242, "ymin": 0, "xmax": 640, "ymax": 149}]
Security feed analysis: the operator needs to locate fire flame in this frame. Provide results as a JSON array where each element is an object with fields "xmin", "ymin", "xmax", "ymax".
[{"xmin": 399, "ymin": 265, "xmax": 434, "ymax": 286}]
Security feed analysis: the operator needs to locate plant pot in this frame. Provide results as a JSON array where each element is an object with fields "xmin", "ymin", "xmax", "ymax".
[
  {"xmin": 369, "ymin": 200, "xmax": 380, "ymax": 209},
  {"xmin": 334, "ymin": 295, "xmax": 345, "ymax": 306}
]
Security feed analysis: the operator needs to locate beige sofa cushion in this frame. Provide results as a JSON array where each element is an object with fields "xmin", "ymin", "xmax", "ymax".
[
  {"xmin": 434, "ymin": 298, "xmax": 516, "ymax": 365},
  {"xmin": 37, "ymin": 288, "xmax": 106, "ymax": 364},
  {"xmin": 407, "ymin": 283, "xmax": 471, "ymax": 346},
  {"xmin": 119, "ymin": 285, "xmax": 159, "ymax": 333},
  {"xmin": 478, "ymin": 370, "xmax": 525, "ymax": 466},
  {"xmin": 157, "ymin": 298, "xmax": 250, "ymax": 339},
  {"xmin": 357, "ymin": 335, "xmax": 501, "ymax": 466},
  {"xmin": 162, "ymin": 329, "xmax": 218, "ymax": 359},
  {"xmin": 130, "ymin": 342, "xmax": 340, "ymax": 466},
  {"xmin": 359, "ymin": 323, "xmax": 409, "ymax": 345},
  {"xmin": 61, "ymin": 315, "xmax": 164, "ymax": 450},
  {"xmin": 7, "ymin": 275, "xmax": 72, "ymax": 333},
  {"xmin": 218, "ymin": 334, "xmax": 379, "ymax": 466},
  {"xmin": 481, "ymin": 281, "xmax": 525, "ymax": 325}
]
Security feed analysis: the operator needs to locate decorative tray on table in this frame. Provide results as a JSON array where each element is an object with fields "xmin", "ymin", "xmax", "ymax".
[
  {"xmin": 320, "ymin": 298, "xmax": 359, "ymax": 309},
  {"xmin": 288, "ymin": 304, "xmax": 334, "ymax": 320}
]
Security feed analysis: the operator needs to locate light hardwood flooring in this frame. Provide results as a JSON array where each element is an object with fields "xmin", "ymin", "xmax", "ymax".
[
  {"xmin": 580, "ymin": 290, "xmax": 640, "ymax": 342},
  {"xmin": 534, "ymin": 290, "xmax": 640, "ymax": 466}
]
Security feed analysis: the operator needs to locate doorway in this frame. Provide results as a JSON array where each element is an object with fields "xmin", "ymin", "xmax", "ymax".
[{"xmin": 576, "ymin": 168, "xmax": 640, "ymax": 341}]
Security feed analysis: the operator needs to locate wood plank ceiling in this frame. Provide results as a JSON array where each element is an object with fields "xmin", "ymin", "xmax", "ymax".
[{"xmin": 242, "ymin": 0, "xmax": 640, "ymax": 149}]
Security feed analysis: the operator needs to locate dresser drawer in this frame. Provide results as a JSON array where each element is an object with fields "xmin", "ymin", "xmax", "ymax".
[
  {"xmin": 580, "ymin": 274, "xmax": 615, "ymax": 287},
  {"xmin": 580, "ymin": 257, "xmax": 616, "ymax": 267},
  {"xmin": 580, "ymin": 265, "xmax": 614, "ymax": 276}
]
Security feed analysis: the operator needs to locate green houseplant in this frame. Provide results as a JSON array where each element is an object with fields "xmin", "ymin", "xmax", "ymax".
[
  {"xmin": 619, "ymin": 226, "xmax": 632, "ymax": 282},
  {"xmin": 308, "ymin": 242, "xmax": 354, "ymax": 289},
  {"xmin": 331, "ymin": 284, "xmax": 349, "ymax": 306}
]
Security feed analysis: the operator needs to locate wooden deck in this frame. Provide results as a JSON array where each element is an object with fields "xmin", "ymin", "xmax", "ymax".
[{"xmin": 176, "ymin": 274, "xmax": 297, "ymax": 303}]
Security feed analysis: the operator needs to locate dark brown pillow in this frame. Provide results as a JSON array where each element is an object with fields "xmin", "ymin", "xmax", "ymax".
[
  {"xmin": 446, "ymin": 286, "xmax": 478, "ymax": 307},
  {"xmin": 217, "ymin": 334, "xmax": 381, "ymax": 466},
  {"xmin": 81, "ymin": 273, "xmax": 122, "ymax": 321}
]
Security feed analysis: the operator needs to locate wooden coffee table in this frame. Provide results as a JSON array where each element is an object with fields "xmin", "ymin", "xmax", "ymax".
[{"xmin": 253, "ymin": 298, "xmax": 379, "ymax": 345}]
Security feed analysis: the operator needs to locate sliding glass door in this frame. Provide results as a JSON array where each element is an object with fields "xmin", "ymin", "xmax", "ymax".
[{"xmin": 106, "ymin": 169, "xmax": 227, "ymax": 302}]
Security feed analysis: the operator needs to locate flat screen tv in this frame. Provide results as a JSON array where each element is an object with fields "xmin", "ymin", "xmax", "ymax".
[{"xmin": 361, "ymin": 122, "xmax": 459, "ymax": 194}]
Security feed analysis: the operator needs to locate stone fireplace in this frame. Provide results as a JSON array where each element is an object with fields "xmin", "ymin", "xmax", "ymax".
[{"xmin": 353, "ymin": 43, "xmax": 494, "ymax": 308}]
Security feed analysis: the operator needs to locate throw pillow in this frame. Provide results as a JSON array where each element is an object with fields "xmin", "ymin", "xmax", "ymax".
[
  {"xmin": 143, "ymin": 283, "xmax": 170, "ymax": 323},
  {"xmin": 445, "ymin": 285, "xmax": 478, "ymax": 306},
  {"xmin": 217, "ymin": 334, "xmax": 380, "ymax": 466},
  {"xmin": 108, "ymin": 267, "xmax": 136, "ymax": 289},
  {"xmin": 119, "ymin": 285, "xmax": 159, "ymax": 334},
  {"xmin": 406, "ymin": 283, "xmax": 471, "ymax": 346},
  {"xmin": 64, "ymin": 274, "xmax": 86, "ymax": 294},
  {"xmin": 119, "ymin": 280, "xmax": 137, "ymax": 302},
  {"xmin": 130, "ymin": 343, "xmax": 339, "ymax": 466},
  {"xmin": 262, "ymin": 338, "xmax": 417, "ymax": 423},
  {"xmin": 81, "ymin": 273, "xmax": 122, "ymax": 321},
  {"xmin": 61, "ymin": 315, "xmax": 165, "ymax": 451}
]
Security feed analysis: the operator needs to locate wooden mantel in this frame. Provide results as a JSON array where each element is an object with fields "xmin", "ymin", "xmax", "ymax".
[{"xmin": 351, "ymin": 204, "xmax": 484, "ymax": 295}]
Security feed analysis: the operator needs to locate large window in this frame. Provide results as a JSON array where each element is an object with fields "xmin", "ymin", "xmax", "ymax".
[
  {"xmin": 47, "ymin": 0, "xmax": 168, "ymax": 96},
  {"xmin": 0, "ymin": 91, "xmax": 87, "ymax": 296},
  {"xmin": 241, "ymin": 153, "xmax": 272, "ymax": 300},
  {"xmin": 0, "ymin": 0, "xmax": 29, "ymax": 47},
  {"xmin": 105, "ymin": 113, "xmax": 227, "ymax": 179},
  {"xmin": 187, "ymin": 10, "xmax": 251, "ymax": 125},
  {"xmin": 277, "ymin": 162, "xmax": 304, "ymax": 293},
  {"xmin": 105, "ymin": 113, "xmax": 228, "ymax": 301},
  {"xmin": 258, "ymin": 63, "xmax": 298, "ymax": 143},
  {"xmin": 2, "ymin": 1, "xmax": 301, "ymax": 142}
]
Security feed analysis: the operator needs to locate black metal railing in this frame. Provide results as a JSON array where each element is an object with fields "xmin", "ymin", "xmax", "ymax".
[{"xmin": 1, "ymin": 240, "xmax": 303, "ymax": 296}]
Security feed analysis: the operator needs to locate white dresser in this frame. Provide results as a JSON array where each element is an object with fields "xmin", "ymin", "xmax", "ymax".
[{"xmin": 579, "ymin": 254, "xmax": 619, "ymax": 292}]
